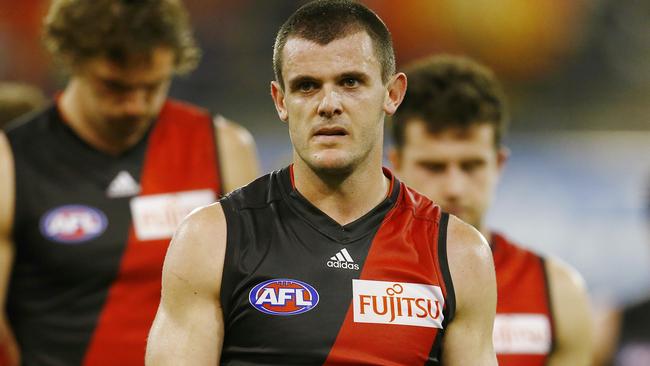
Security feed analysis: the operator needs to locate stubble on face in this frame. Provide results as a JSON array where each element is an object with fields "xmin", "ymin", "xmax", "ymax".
[
  {"xmin": 279, "ymin": 31, "xmax": 388, "ymax": 179},
  {"xmin": 77, "ymin": 47, "xmax": 174, "ymax": 142},
  {"xmin": 394, "ymin": 121, "xmax": 502, "ymax": 231}
]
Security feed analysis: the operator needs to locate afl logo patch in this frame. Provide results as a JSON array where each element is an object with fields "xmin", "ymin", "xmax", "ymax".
[
  {"xmin": 40, "ymin": 205, "xmax": 108, "ymax": 244},
  {"xmin": 249, "ymin": 279, "xmax": 319, "ymax": 316}
]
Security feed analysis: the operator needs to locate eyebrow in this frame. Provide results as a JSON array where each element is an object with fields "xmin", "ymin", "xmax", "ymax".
[
  {"xmin": 339, "ymin": 71, "xmax": 369, "ymax": 83},
  {"xmin": 416, "ymin": 160, "xmax": 447, "ymax": 166},
  {"xmin": 286, "ymin": 75, "xmax": 318, "ymax": 90},
  {"xmin": 287, "ymin": 70, "xmax": 372, "ymax": 86}
]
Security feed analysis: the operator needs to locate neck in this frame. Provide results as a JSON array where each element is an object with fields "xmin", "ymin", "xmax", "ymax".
[
  {"xmin": 59, "ymin": 81, "xmax": 151, "ymax": 156},
  {"xmin": 293, "ymin": 157, "xmax": 389, "ymax": 226}
]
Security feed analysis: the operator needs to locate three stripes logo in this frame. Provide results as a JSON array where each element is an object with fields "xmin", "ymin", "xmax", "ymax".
[{"xmin": 326, "ymin": 248, "xmax": 360, "ymax": 271}]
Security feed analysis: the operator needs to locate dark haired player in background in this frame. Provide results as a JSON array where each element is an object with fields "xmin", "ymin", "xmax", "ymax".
[
  {"xmin": 389, "ymin": 54, "xmax": 593, "ymax": 366},
  {"xmin": 0, "ymin": 0, "xmax": 259, "ymax": 364}
]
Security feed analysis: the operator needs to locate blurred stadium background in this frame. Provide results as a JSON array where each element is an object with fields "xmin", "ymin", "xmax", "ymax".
[{"xmin": 1, "ymin": 0, "xmax": 648, "ymax": 307}]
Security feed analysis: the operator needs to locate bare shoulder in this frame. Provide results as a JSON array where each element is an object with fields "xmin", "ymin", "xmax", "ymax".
[
  {"xmin": 0, "ymin": 132, "xmax": 15, "ymax": 235},
  {"xmin": 213, "ymin": 115, "xmax": 260, "ymax": 193},
  {"xmin": 163, "ymin": 202, "xmax": 227, "ymax": 297},
  {"xmin": 172, "ymin": 202, "xmax": 226, "ymax": 246},
  {"xmin": 545, "ymin": 256, "xmax": 593, "ymax": 365},
  {"xmin": 445, "ymin": 215, "xmax": 494, "ymax": 282},
  {"xmin": 592, "ymin": 306, "xmax": 621, "ymax": 366},
  {"xmin": 147, "ymin": 202, "xmax": 227, "ymax": 365},
  {"xmin": 441, "ymin": 215, "xmax": 497, "ymax": 364},
  {"xmin": 214, "ymin": 115, "xmax": 256, "ymax": 149},
  {"xmin": 545, "ymin": 256, "xmax": 592, "ymax": 324},
  {"xmin": 545, "ymin": 256, "xmax": 588, "ymax": 295},
  {"xmin": 544, "ymin": 256, "xmax": 592, "ymax": 323},
  {"xmin": 444, "ymin": 215, "xmax": 496, "ymax": 316}
]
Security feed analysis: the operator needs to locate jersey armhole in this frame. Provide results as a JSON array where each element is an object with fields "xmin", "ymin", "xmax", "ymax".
[
  {"xmin": 210, "ymin": 114, "xmax": 225, "ymax": 197},
  {"xmin": 218, "ymin": 197, "xmax": 240, "ymax": 324},
  {"xmin": 438, "ymin": 212, "xmax": 456, "ymax": 327},
  {"xmin": 540, "ymin": 256, "xmax": 557, "ymax": 355},
  {"xmin": 426, "ymin": 212, "xmax": 456, "ymax": 364}
]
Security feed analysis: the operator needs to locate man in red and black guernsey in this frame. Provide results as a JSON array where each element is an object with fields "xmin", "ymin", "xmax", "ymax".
[
  {"xmin": 147, "ymin": 1, "xmax": 498, "ymax": 365},
  {"xmin": 0, "ymin": 0, "xmax": 260, "ymax": 365},
  {"xmin": 388, "ymin": 55, "xmax": 594, "ymax": 366}
]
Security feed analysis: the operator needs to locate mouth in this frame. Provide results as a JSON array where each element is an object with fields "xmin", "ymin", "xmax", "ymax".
[
  {"xmin": 444, "ymin": 205, "xmax": 465, "ymax": 217},
  {"xmin": 313, "ymin": 126, "xmax": 348, "ymax": 138}
]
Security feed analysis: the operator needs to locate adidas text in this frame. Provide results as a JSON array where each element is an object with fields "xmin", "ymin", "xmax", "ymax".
[{"xmin": 327, "ymin": 260, "xmax": 360, "ymax": 270}]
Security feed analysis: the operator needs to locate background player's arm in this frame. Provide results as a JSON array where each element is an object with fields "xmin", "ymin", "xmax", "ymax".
[
  {"xmin": 546, "ymin": 258, "xmax": 593, "ymax": 366},
  {"xmin": 591, "ymin": 307, "xmax": 621, "ymax": 366},
  {"xmin": 0, "ymin": 132, "xmax": 19, "ymax": 366},
  {"xmin": 214, "ymin": 116, "xmax": 260, "ymax": 193},
  {"xmin": 145, "ymin": 203, "xmax": 227, "ymax": 365},
  {"xmin": 442, "ymin": 216, "xmax": 498, "ymax": 366}
]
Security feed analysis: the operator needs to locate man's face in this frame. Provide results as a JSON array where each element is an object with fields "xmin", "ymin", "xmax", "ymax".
[
  {"xmin": 73, "ymin": 47, "xmax": 174, "ymax": 139},
  {"xmin": 390, "ymin": 120, "xmax": 507, "ymax": 230},
  {"xmin": 271, "ymin": 31, "xmax": 400, "ymax": 175}
]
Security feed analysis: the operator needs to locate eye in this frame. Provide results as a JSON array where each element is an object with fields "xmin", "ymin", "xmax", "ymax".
[
  {"xmin": 145, "ymin": 82, "xmax": 165, "ymax": 93},
  {"xmin": 418, "ymin": 162, "xmax": 446, "ymax": 174},
  {"xmin": 461, "ymin": 160, "xmax": 485, "ymax": 173},
  {"xmin": 102, "ymin": 80, "xmax": 131, "ymax": 94},
  {"xmin": 342, "ymin": 78, "xmax": 359, "ymax": 88},
  {"xmin": 298, "ymin": 81, "xmax": 317, "ymax": 93}
]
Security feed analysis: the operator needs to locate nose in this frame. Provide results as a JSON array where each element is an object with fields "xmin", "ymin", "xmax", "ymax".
[
  {"xmin": 122, "ymin": 89, "xmax": 148, "ymax": 116},
  {"xmin": 440, "ymin": 166, "xmax": 466, "ymax": 201},
  {"xmin": 317, "ymin": 86, "xmax": 342, "ymax": 118}
]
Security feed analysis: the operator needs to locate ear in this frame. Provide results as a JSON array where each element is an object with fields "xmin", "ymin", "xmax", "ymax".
[
  {"xmin": 387, "ymin": 146, "xmax": 402, "ymax": 172},
  {"xmin": 270, "ymin": 81, "xmax": 288, "ymax": 122},
  {"xmin": 383, "ymin": 72, "xmax": 407, "ymax": 116},
  {"xmin": 496, "ymin": 146, "xmax": 510, "ymax": 174}
]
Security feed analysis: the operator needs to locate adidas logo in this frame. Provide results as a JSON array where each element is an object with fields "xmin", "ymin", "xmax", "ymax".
[
  {"xmin": 106, "ymin": 171, "xmax": 141, "ymax": 198},
  {"xmin": 327, "ymin": 248, "xmax": 360, "ymax": 271}
]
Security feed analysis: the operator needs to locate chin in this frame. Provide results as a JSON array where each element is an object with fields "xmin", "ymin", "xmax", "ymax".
[
  {"xmin": 311, "ymin": 162, "xmax": 354, "ymax": 177},
  {"xmin": 306, "ymin": 154, "xmax": 356, "ymax": 177}
]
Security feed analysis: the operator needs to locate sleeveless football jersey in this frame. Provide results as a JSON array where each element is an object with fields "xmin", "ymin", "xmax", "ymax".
[
  {"xmin": 6, "ymin": 99, "xmax": 222, "ymax": 365},
  {"xmin": 219, "ymin": 166, "xmax": 455, "ymax": 365},
  {"xmin": 491, "ymin": 232, "xmax": 554, "ymax": 366}
]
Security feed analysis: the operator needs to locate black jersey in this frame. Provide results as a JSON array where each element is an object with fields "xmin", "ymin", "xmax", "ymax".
[
  {"xmin": 6, "ymin": 100, "xmax": 221, "ymax": 365},
  {"xmin": 614, "ymin": 297, "xmax": 650, "ymax": 366},
  {"xmin": 219, "ymin": 166, "xmax": 455, "ymax": 365}
]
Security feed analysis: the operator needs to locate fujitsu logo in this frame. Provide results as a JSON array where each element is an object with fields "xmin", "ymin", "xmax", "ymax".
[
  {"xmin": 493, "ymin": 314, "xmax": 551, "ymax": 354},
  {"xmin": 352, "ymin": 279, "xmax": 445, "ymax": 329}
]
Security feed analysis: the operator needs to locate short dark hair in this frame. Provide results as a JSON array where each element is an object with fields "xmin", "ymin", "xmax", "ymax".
[
  {"xmin": 392, "ymin": 55, "xmax": 508, "ymax": 149},
  {"xmin": 273, "ymin": 0, "xmax": 395, "ymax": 88},
  {"xmin": 44, "ymin": 0, "xmax": 200, "ymax": 74}
]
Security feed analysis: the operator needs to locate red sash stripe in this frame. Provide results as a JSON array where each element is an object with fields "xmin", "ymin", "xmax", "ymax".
[
  {"xmin": 82, "ymin": 100, "xmax": 220, "ymax": 365},
  {"xmin": 324, "ymin": 187, "xmax": 448, "ymax": 365}
]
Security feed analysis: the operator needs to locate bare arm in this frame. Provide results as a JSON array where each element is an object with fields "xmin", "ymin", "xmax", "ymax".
[
  {"xmin": 591, "ymin": 307, "xmax": 621, "ymax": 366},
  {"xmin": 442, "ymin": 216, "xmax": 498, "ymax": 366},
  {"xmin": 145, "ymin": 203, "xmax": 228, "ymax": 365},
  {"xmin": 214, "ymin": 116, "xmax": 260, "ymax": 193},
  {"xmin": 0, "ymin": 132, "xmax": 19, "ymax": 366},
  {"xmin": 546, "ymin": 258, "xmax": 594, "ymax": 366}
]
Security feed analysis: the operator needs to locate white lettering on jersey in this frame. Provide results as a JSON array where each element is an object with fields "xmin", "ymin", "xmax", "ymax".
[
  {"xmin": 130, "ymin": 189, "xmax": 215, "ymax": 241},
  {"xmin": 353, "ymin": 279, "xmax": 445, "ymax": 328}
]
